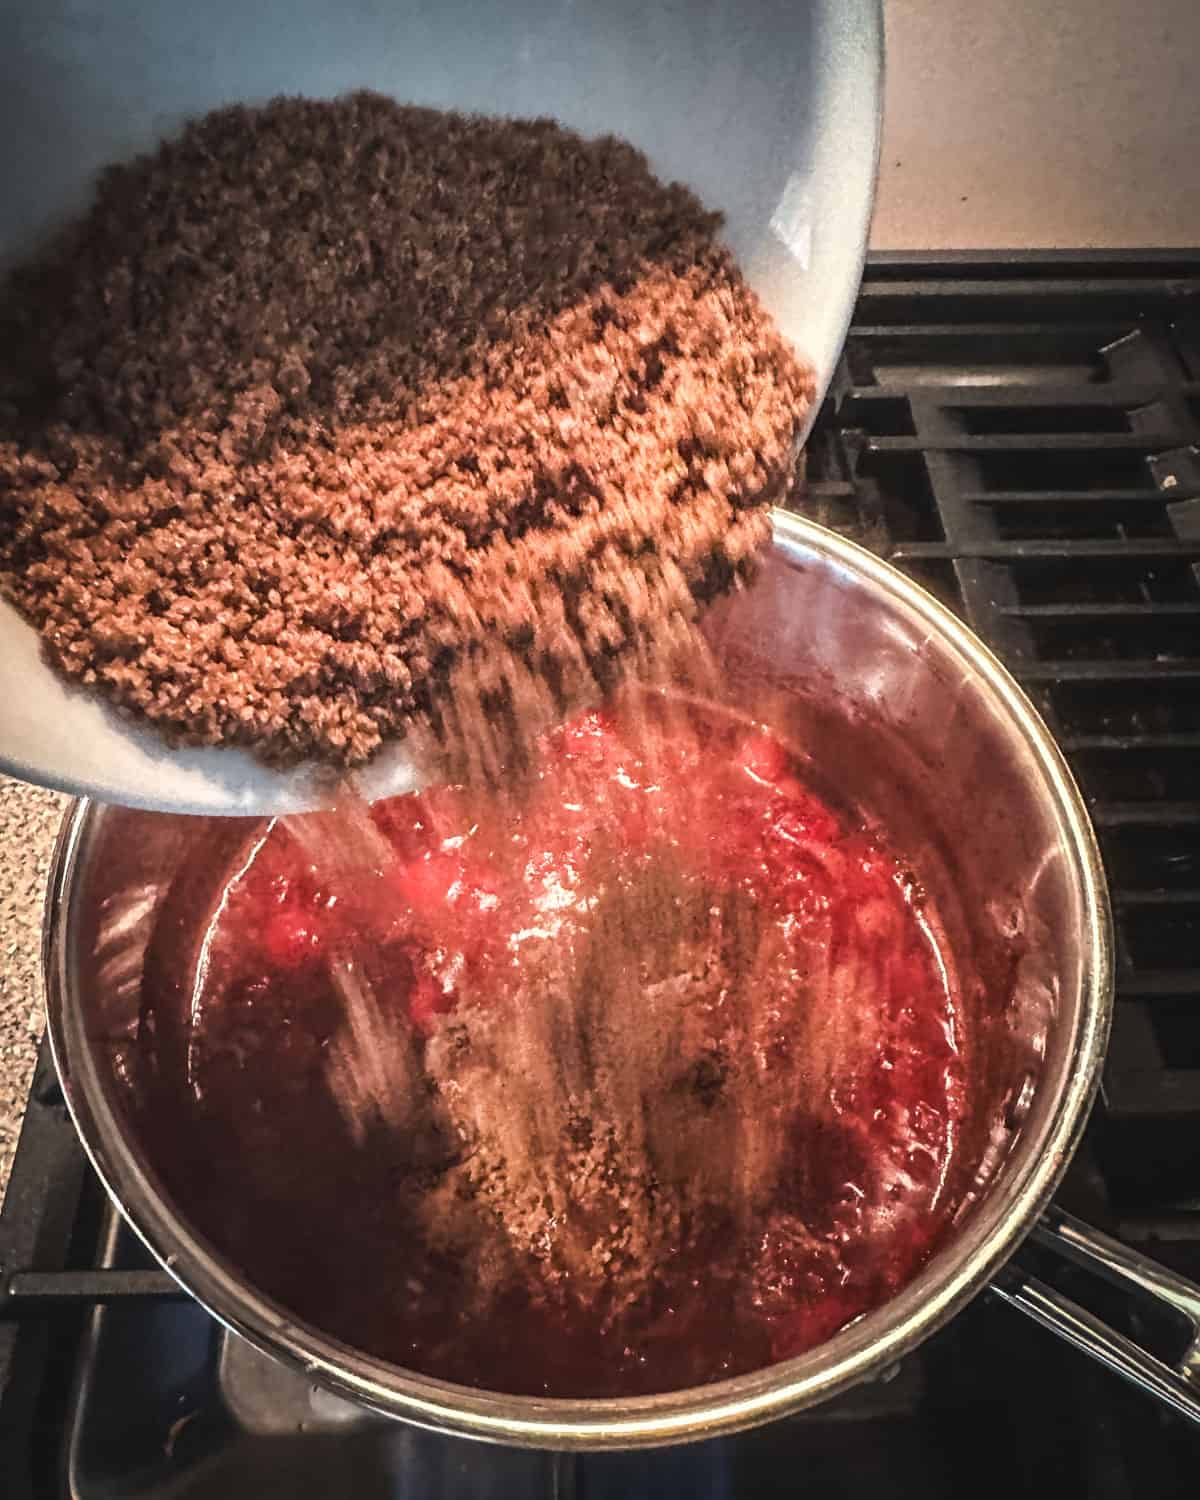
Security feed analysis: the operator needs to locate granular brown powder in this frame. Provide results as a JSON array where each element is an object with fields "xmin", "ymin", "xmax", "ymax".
[{"xmin": 0, "ymin": 92, "xmax": 813, "ymax": 767}]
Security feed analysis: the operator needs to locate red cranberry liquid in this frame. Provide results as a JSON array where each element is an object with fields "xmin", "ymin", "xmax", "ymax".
[{"xmin": 123, "ymin": 696, "xmax": 969, "ymax": 1397}]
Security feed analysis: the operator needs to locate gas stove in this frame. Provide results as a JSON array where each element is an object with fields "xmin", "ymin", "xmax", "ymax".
[{"xmin": 2, "ymin": 250, "xmax": 1199, "ymax": 1497}]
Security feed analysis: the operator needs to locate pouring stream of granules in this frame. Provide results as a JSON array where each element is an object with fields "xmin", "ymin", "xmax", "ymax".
[{"xmin": 105, "ymin": 688, "xmax": 971, "ymax": 1396}]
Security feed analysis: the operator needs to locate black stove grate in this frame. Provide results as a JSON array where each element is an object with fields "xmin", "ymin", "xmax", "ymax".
[
  {"xmin": 804, "ymin": 252, "xmax": 1200, "ymax": 1229},
  {"xmin": 2, "ymin": 251, "xmax": 1200, "ymax": 1497}
]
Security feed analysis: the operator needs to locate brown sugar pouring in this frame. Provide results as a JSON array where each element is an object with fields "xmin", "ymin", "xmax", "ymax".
[{"xmin": 0, "ymin": 93, "xmax": 814, "ymax": 799}]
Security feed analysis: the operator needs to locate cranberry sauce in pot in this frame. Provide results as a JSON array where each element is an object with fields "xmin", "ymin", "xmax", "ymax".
[{"xmin": 109, "ymin": 696, "xmax": 972, "ymax": 1398}]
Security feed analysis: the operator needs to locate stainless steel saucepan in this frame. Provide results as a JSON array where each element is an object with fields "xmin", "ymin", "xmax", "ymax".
[{"xmin": 43, "ymin": 512, "xmax": 1200, "ymax": 1447}]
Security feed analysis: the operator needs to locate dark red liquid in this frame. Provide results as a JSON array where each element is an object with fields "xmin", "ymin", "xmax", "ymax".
[{"xmin": 122, "ymin": 699, "xmax": 969, "ymax": 1397}]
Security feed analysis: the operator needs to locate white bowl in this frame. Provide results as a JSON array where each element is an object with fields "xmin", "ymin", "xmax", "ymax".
[{"xmin": 0, "ymin": 0, "xmax": 883, "ymax": 813}]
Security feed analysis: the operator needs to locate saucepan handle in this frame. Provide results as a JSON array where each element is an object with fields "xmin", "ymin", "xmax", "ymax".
[{"xmin": 992, "ymin": 1207, "xmax": 1200, "ymax": 1424}]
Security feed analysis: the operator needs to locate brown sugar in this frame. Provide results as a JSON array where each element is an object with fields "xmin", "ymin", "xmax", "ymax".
[{"xmin": 0, "ymin": 93, "xmax": 814, "ymax": 767}]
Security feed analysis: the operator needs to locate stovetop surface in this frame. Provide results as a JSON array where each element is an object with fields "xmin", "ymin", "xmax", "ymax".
[{"xmin": 2, "ymin": 250, "xmax": 1199, "ymax": 1497}]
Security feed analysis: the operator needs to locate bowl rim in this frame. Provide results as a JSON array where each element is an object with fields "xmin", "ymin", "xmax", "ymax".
[{"xmin": 43, "ymin": 509, "xmax": 1114, "ymax": 1449}]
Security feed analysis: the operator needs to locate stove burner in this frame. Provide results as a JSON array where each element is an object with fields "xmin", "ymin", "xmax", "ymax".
[{"xmin": 3, "ymin": 251, "xmax": 1200, "ymax": 1496}]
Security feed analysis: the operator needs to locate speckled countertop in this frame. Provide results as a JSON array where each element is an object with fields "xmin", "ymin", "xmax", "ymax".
[{"xmin": 0, "ymin": 777, "xmax": 67, "ymax": 1205}]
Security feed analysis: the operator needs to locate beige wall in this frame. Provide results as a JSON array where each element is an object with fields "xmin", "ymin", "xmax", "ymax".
[{"xmin": 873, "ymin": 0, "xmax": 1199, "ymax": 249}]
